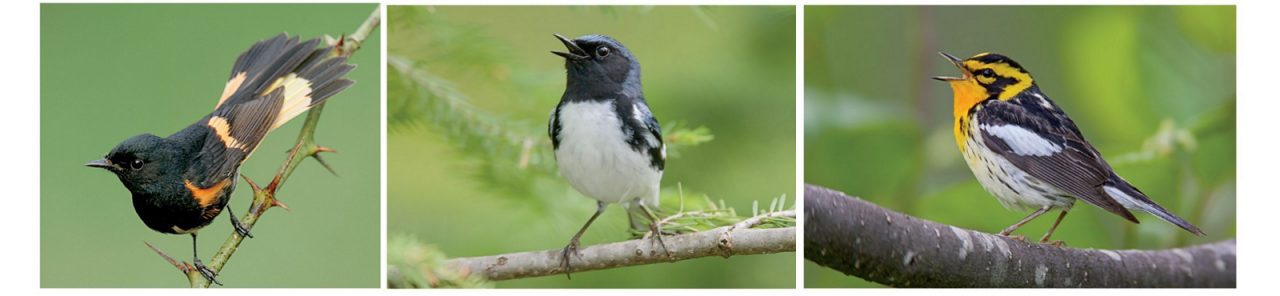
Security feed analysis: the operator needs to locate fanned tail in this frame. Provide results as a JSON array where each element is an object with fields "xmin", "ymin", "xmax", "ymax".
[{"xmin": 214, "ymin": 33, "xmax": 357, "ymax": 130}]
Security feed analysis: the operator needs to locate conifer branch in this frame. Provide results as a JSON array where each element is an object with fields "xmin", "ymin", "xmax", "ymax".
[{"xmin": 388, "ymin": 210, "xmax": 795, "ymax": 286}]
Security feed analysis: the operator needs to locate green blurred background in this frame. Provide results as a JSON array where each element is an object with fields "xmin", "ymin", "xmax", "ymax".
[
  {"xmin": 41, "ymin": 4, "xmax": 380, "ymax": 287},
  {"xmin": 804, "ymin": 6, "xmax": 1235, "ymax": 287},
  {"xmin": 387, "ymin": 6, "xmax": 796, "ymax": 288}
]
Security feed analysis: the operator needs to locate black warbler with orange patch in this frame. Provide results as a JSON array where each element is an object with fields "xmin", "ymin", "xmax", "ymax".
[{"xmin": 87, "ymin": 33, "xmax": 355, "ymax": 284}]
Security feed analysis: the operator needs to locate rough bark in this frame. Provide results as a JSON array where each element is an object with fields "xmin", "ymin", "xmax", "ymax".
[{"xmin": 804, "ymin": 184, "xmax": 1236, "ymax": 288}]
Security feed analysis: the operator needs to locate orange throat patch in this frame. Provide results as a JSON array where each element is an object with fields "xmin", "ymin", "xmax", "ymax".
[{"xmin": 947, "ymin": 79, "xmax": 988, "ymax": 151}]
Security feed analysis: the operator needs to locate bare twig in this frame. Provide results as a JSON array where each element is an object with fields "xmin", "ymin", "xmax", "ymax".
[
  {"xmin": 148, "ymin": 7, "xmax": 381, "ymax": 288},
  {"xmin": 432, "ymin": 210, "xmax": 796, "ymax": 282},
  {"xmin": 804, "ymin": 184, "xmax": 1236, "ymax": 288}
]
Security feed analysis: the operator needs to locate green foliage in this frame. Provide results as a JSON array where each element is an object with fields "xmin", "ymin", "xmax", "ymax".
[
  {"xmin": 633, "ymin": 186, "xmax": 795, "ymax": 237},
  {"xmin": 804, "ymin": 6, "xmax": 1235, "ymax": 288},
  {"xmin": 388, "ymin": 235, "xmax": 493, "ymax": 288}
]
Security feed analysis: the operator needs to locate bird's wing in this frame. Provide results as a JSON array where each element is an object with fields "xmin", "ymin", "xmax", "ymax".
[
  {"xmin": 187, "ymin": 33, "xmax": 355, "ymax": 188},
  {"xmin": 975, "ymin": 98, "xmax": 1137, "ymax": 222},
  {"xmin": 549, "ymin": 102, "xmax": 563, "ymax": 149},
  {"xmin": 185, "ymin": 90, "xmax": 286, "ymax": 188},
  {"xmin": 618, "ymin": 99, "xmax": 665, "ymax": 171}
]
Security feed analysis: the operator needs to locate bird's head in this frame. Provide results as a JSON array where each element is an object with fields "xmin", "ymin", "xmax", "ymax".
[
  {"xmin": 552, "ymin": 34, "xmax": 641, "ymax": 94},
  {"xmin": 933, "ymin": 52, "xmax": 1036, "ymax": 102},
  {"xmin": 87, "ymin": 133, "xmax": 170, "ymax": 191}
]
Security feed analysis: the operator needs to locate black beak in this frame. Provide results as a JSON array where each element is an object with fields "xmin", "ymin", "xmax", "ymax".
[
  {"xmin": 931, "ymin": 52, "xmax": 967, "ymax": 81},
  {"xmin": 551, "ymin": 33, "xmax": 588, "ymax": 60},
  {"xmin": 86, "ymin": 159, "xmax": 118, "ymax": 171}
]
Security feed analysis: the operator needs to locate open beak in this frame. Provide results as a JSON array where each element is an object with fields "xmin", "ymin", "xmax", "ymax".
[
  {"xmin": 86, "ymin": 158, "xmax": 118, "ymax": 171},
  {"xmin": 931, "ymin": 52, "xmax": 967, "ymax": 81},
  {"xmin": 551, "ymin": 33, "xmax": 588, "ymax": 60}
]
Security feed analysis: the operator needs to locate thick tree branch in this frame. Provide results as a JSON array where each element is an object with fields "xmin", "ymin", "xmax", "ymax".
[
  {"xmin": 433, "ymin": 210, "xmax": 795, "ymax": 282},
  {"xmin": 147, "ymin": 7, "xmax": 381, "ymax": 288},
  {"xmin": 804, "ymin": 184, "xmax": 1236, "ymax": 288}
]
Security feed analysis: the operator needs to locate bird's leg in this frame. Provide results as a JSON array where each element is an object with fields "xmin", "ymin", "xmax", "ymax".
[
  {"xmin": 1039, "ymin": 207, "xmax": 1071, "ymax": 247},
  {"xmin": 637, "ymin": 203, "xmax": 672, "ymax": 258},
  {"xmin": 560, "ymin": 201, "xmax": 607, "ymax": 280},
  {"xmin": 999, "ymin": 205, "xmax": 1052, "ymax": 240},
  {"xmin": 226, "ymin": 207, "xmax": 253, "ymax": 238},
  {"xmin": 191, "ymin": 233, "xmax": 222, "ymax": 286}
]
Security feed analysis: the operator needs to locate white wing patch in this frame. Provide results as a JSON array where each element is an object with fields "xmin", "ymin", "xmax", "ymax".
[
  {"xmin": 1031, "ymin": 92, "xmax": 1053, "ymax": 109},
  {"xmin": 979, "ymin": 124, "xmax": 1063, "ymax": 156},
  {"xmin": 632, "ymin": 103, "xmax": 660, "ymax": 147}
]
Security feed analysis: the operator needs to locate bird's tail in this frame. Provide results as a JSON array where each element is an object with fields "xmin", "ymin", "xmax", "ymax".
[
  {"xmin": 215, "ymin": 33, "xmax": 356, "ymax": 130},
  {"xmin": 1102, "ymin": 174, "xmax": 1206, "ymax": 235}
]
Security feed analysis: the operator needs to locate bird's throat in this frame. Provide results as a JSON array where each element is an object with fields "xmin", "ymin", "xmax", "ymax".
[{"xmin": 948, "ymin": 80, "xmax": 988, "ymax": 151}]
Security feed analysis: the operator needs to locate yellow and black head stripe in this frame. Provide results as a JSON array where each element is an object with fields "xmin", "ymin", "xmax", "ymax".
[{"xmin": 961, "ymin": 53, "xmax": 1034, "ymax": 101}]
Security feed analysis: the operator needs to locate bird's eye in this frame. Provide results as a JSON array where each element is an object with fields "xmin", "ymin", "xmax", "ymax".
[
  {"xmin": 596, "ymin": 46, "xmax": 610, "ymax": 57},
  {"xmin": 976, "ymin": 69, "xmax": 996, "ymax": 78},
  {"xmin": 130, "ymin": 158, "xmax": 144, "ymax": 170}
]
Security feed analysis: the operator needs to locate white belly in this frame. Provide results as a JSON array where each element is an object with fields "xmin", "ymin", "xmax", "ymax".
[
  {"xmin": 960, "ymin": 118, "xmax": 1074, "ymax": 211},
  {"xmin": 554, "ymin": 101, "xmax": 662, "ymax": 205}
]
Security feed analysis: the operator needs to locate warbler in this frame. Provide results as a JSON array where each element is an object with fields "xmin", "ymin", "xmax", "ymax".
[
  {"xmin": 548, "ymin": 33, "xmax": 668, "ymax": 277},
  {"xmin": 933, "ymin": 52, "xmax": 1204, "ymax": 244},
  {"xmin": 87, "ymin": 33, "xmax": 355, "ymax": 283}
]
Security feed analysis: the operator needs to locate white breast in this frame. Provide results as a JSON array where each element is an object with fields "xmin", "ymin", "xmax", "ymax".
[
  {"xmin": 961, "ymin": 118, "xmax": 1074, "ymax": 210},
  {"xmin": 554, "ymin": 101, "xmax": 662, "ymax": 205}
]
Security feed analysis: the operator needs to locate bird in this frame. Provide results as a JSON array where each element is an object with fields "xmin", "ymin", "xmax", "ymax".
[
  {"xmin": 86, "ymin": 33, "xmax": 355, "ymax": 284},
  {"xmin": 932, "ymin": 52, "xmax": 1204, "ymax": 245},
  {"xmin": 548, "ymin": 33, "xmax": 668, "ymax": 277}
]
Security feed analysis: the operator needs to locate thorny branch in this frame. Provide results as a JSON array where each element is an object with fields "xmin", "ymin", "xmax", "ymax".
[
  {"xmin": 145, "ymin": 7, "xmax": 381, "ymax": 288},
  {"xmin": 803, "ymin": 184, "xmax": 1236, "ymax": 288},
  {"xmin": 389, "ymin": 210, "xmax": 796, "ymax": 286}
]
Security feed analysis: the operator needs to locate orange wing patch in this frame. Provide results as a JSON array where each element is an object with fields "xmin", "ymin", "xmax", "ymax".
[
  {"xmin": 207, "ymin": 116, "xmax": 249, "ymax": 150},
  {"xmin": 184, "ymin": 179, "xmax": 230, "ymax": 207},
  {"xmin": 217, "ymin": 72, "xmax": 247, "ymax": 109}
]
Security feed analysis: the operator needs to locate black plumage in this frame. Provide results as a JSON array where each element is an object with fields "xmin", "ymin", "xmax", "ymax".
[{"xmin": 88, "ymin": 33, "xmax": 356, "ymax": 284}]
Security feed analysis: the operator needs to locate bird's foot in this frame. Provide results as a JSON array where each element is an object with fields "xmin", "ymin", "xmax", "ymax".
[
  {"xmin": 1001, "ymin": 234, "xmax": 1027, "ymax": 242},
  {"xmin": 559, "ymin": 239, "xmax": 581, "ymax": 279},
  {"xmin": 1039, "ymin": 239, "xmax": 1066, "ymax": 247},
  {"xmin": 231, "ymin": 219, "xmax": 253, "ymax": 239},
  {"xmin": 647, "ymin": 224, "xmax": 673, "ymax": 259},
  {"xmin": 193, "ymin": 258, "xmax": 222, "ymax": 286},
  {"xmin": 227, "ymin": 209, "xmax": 253, "ymax": 238}
]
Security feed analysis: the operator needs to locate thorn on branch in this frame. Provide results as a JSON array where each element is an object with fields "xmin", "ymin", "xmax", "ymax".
[
  {"xmin": 311, "ymin": 153, "xmax": 339, "ymax": 177},
  {"xmin": 145, "ymin": 241, "xmax": 193, "ymax": 275},
  {"xmin": 272, "ymin": 199, "xmax": 292, "ymax": 211},
  {"xmin": 241, "ymin": 174, "xmax": 261, "ymax": 192}
]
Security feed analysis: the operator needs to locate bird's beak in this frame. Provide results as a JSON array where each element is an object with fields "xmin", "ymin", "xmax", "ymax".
[
  {"xmin": 86, "ymin": 158, "xmax": 118, "ymax": 171},
  {"xmin": 931, "ymin": 52, "xmax": 967, "ymax": 82},
  {"xmin": 551, "ymin": 33, "xmax": 588, "ymax": 60}
]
